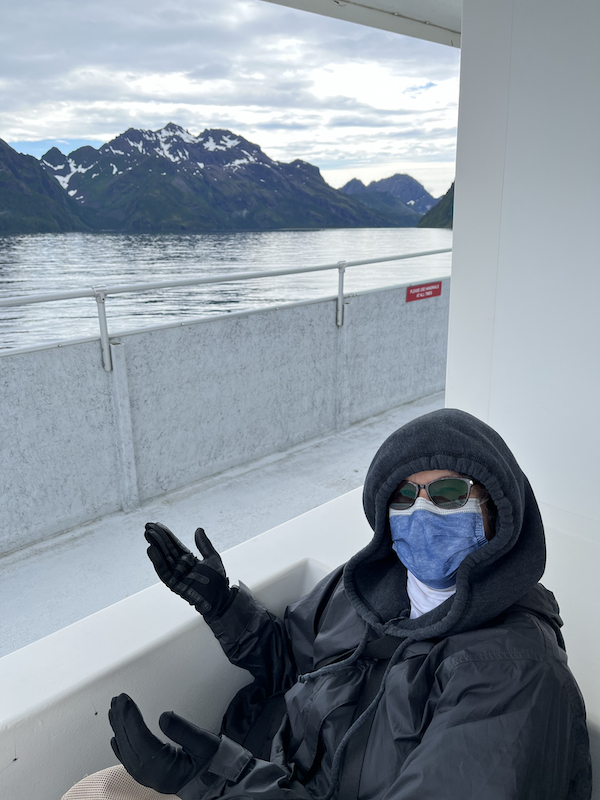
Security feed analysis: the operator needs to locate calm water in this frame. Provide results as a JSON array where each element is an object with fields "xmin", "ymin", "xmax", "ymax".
[{"xmin": 0, "ymin": 228, "xmax": 452, "ymax": 350}]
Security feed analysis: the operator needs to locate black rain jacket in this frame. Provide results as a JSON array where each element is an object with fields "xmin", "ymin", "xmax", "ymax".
[{"xmin": 192, "ymin": 409, "xmax": 592, "ymax": 800}]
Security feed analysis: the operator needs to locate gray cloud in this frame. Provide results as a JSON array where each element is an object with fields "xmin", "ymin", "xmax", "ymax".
[
  {"xmin": 2, "ymin": 0, "xmax": 458, "ymax": 92},
  {"xmin": 1, "ymin": 0, "xmax": 459, "ymax": 186}
]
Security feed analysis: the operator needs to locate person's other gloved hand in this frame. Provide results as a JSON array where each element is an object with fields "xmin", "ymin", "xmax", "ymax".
[
  {"xmin": 109, "ymin": 693, "xmax": 220, "ymax": 794},
  {"xmin": 144, "ymin": 523, "xmax": 235, "ymax": 621}
]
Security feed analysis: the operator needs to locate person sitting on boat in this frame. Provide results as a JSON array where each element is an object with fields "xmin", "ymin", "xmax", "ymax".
[{"xmin": 65, "ymin": 408, "xmax": 592, "ymax": 800}]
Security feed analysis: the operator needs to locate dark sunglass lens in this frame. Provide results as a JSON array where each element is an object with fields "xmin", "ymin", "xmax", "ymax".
[
  {"xmin": 428, "ymin": 478, "xmax": 470, "ymax": 509},
  {"xmin": 390, "ymin": 481, "xmax": 418, "ymax": 509}
]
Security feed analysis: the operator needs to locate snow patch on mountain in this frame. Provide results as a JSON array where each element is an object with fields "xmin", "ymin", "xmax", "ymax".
[
  {"xmin": 222, "ymin": 135, "xmax": 240, "ymax": 149},
  {"xmin": 155, "ymin": 141, "xmax": 181, "ymax": 162},
  {"xmin": 52, "ymin": 158, "xmax": 95, "ymax": 189},
  {"xmin": 226, "ymin": 158, "xmax": 250, "ymax": 169},
  {"xmin": 159, "ymin": 124, "xmax": 197, "ymax": 145}
]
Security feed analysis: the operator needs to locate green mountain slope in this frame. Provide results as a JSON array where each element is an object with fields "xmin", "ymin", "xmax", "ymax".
[
  {"xmin": 418, "ymin": 183, "xmax": 454, "ymax": 229},
  {"xmin": 343, "ymin": 189, "xmax": 422, "ymax": 227},
  {"xmin": 340, "ymin": 174, "xmax": 438, "ymax": 215},
  {"xmin": 0, "ymin": 139, "xmax": 88, "ymax": 233}
]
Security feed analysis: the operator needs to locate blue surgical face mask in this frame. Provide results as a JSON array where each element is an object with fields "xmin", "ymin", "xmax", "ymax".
[{"xmin": 389, "ymin": 497, "xmax": 488, "ymax": 590}]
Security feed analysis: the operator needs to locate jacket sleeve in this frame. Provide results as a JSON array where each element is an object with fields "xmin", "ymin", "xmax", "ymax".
[
  {"xmin": 179, "ymin": 735, "xmax": 315, "ymax": 800},
  {"xmin": 383, "ymin": 652, "xmax": 591, "ymax": 800},
  {"xmin": 207, "ymin": 567, "xmax": 344, "ymax": 695}
]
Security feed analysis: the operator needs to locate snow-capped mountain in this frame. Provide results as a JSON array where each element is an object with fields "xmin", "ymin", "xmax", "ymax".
[
  {"xmin": 39, "ymin": 123, "xmax": 405, "ymax": 232},
  {"xmin": 40, "ymin": 123, "xmax": 277, "ymax": 201}
]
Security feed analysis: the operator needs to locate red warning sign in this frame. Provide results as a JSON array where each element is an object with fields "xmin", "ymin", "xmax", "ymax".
[{"xmin": 406, "ymin": 282, "xmax": 442, "ymax": 302}]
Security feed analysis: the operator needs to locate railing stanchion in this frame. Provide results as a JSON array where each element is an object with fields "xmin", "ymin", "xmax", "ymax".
[
  {"xmin": 93, "ymin": 286, "xmax": 113, "ymax": 371},
  {"xmin": 336, "ymin": 261, "xmax": 346, "ymax": 327}
]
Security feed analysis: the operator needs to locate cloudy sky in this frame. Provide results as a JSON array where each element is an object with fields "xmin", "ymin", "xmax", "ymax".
[{"xmin": 1, "ymin": 0, "xmax": 460, "ymax": 196}]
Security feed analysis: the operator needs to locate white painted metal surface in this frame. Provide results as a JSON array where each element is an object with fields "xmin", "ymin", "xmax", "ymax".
[{"xmin": 445, "ymin": 0, "xmax": 600, "ymax": 781}]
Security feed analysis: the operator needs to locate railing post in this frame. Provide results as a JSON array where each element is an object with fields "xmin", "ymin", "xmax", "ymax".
[
  {"xmin": 109, "ymin": 341, "xmax": 140, "ymax": 511},
  {"xmin": 336, "ymin": 261, "xmax": 346, "ymax": 327},
  {"xmin": 93, "ymin": 286, "xmax": 113, "ymax": 371}
]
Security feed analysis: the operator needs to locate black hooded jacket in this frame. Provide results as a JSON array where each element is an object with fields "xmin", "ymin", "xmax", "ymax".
[{"xmin": 196, "ymin": 409, "xmax": 591, "ymax": 799}]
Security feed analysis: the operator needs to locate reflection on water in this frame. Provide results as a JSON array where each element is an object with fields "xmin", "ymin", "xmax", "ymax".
[{"xmin": 0, "ymin": 228, "xmax": 452, "ymax": 349}]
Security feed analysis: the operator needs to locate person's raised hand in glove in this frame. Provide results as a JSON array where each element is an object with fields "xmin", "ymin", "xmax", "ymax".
[
  {"xmin": 109, "ymin": 693, "xmax": 220, "ymax": 795},
  {"xmin": 144, "ymin": 523, "xmax": 235, "ymax": 621}
]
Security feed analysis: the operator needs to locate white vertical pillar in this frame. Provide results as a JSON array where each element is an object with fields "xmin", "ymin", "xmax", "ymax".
[
  {"xmin": 448, "ymin": 0, "xmax": 600, "ymax": 747},
  {"xmin": 445, "ymin": 0, "xmax": 514, "ymax": 421}
]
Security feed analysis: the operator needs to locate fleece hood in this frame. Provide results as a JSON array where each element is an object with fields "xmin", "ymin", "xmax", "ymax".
[{"xmin": 344, "ymin": 408, "xmax": 548, "ymax": 640}]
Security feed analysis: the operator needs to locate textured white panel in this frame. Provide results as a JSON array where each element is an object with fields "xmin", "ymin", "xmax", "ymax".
[{"xmin": 447, "ymin": 0, "xmax": 600, "ymax": 759}]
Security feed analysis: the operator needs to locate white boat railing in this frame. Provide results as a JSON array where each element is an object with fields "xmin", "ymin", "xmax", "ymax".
[{"xmin": 0, "ymin": 248, "xmax": 451, "ymax": 371}]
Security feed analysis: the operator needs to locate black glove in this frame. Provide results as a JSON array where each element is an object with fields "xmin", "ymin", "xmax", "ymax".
[
  {"xmin": 109, "ymin": 693, "xmax": 220, "ymax": 794},
  {"xmin": 145, "ymin": 522, "xmax": 234, "ymax": 621}
]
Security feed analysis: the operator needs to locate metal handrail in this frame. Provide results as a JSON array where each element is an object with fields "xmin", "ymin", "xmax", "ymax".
[{"xmin": 0, "ymin": 248, "xmax": 451, "ymax": 370}]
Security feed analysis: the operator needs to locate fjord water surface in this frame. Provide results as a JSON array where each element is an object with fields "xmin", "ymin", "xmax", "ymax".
[{"xmin": 0, "ymin": 228, "xmax": 451, "ymax": 349}]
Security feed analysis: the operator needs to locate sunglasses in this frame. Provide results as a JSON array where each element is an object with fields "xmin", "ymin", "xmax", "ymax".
[{"xmin": 390, "ymin": 477, "xmax": 475, "ymax": 510}]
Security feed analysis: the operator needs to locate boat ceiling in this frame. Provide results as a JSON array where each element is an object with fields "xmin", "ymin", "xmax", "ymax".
[{"xmin": 260, "ymin": 0, "xmax": 462, "ymax": 47}]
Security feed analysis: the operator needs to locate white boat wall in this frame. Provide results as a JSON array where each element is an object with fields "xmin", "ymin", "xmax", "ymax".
[
  {"xmin": 0, "ymin": 278, "xmax": 449, "ymax": 557},
  {"xmin": 2, "ymin": 0, "xmax": 600, "ymax": 796}
]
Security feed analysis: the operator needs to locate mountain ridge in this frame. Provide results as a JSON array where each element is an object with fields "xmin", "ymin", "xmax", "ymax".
[
  {"xmin": 340, "ymin": 173, "xmax": 438, "ymax": 215},
  {"xmin": 38, "ymin": 124, "xmax": 413, "ymax": 232},
  {"xmin": 2, "ymin": 124, "xmax": 450, "ymax": 233}
]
